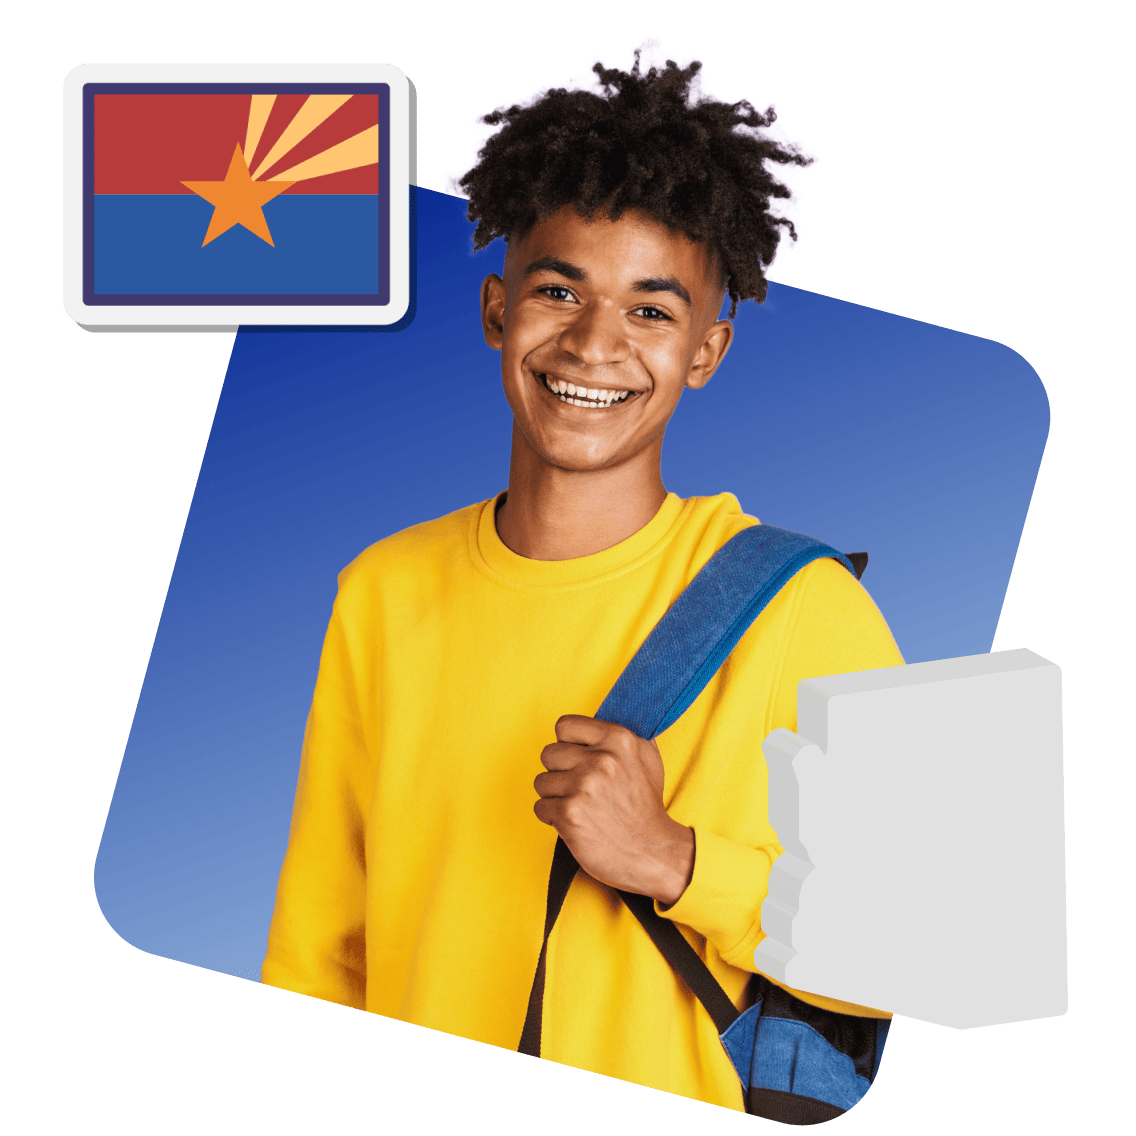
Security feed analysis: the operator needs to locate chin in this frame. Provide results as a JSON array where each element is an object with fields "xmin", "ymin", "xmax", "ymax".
[{"xmin": 543, "ymin": 451, "xmax": 616, "ymax": 474}]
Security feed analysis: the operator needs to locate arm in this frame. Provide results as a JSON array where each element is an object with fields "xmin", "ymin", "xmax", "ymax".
[
  {"xmin": 663, "ymin": 556, "xmax": 904, "ymax": 1014},
  {"xmin": 261, "ymin": 605, "xmax": 372, "ymax": 1009},
  {"xmin": 538, "ymin": 558, "xmax": 904, "ymax": 1022}
]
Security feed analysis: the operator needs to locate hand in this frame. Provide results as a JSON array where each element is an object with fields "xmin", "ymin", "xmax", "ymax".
[{"xmin": 533, "ymin": 715, "xmax": 695, "ymax": 906}]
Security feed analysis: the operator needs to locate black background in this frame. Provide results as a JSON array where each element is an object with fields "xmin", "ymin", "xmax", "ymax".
[{"xmin": 68, "ymin": 37, "xmax": 1063, "ymax": 1126}]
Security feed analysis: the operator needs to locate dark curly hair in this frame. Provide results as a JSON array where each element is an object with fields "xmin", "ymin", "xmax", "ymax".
[{"xmin": 459, "ymin": 53, "xmax": 810, "ymax": 316}]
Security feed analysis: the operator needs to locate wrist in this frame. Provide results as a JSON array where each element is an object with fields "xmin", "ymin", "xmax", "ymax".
[{"xmin": 648, "ymin": 821, "xmax": 695, "ymax": 908}]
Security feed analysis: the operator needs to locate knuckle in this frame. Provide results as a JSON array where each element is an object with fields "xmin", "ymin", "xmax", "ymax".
[{"xmin": 596, "ymin": 752, "xmax": 620, "ymax": 777}]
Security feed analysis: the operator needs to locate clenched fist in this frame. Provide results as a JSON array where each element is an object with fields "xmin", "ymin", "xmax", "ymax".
[{"xmin": 533, "ymin": 714, "xmax": 695, "ymax": 906}]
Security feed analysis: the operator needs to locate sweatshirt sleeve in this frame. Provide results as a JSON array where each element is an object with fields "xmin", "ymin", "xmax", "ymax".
[
  {"xmin": 656, "ymin": 555, "xmax": 904, "ymax": 1016},
  {"xmin": 261, "ymin": 602, "xmax": 372, "ymax": 1009}
]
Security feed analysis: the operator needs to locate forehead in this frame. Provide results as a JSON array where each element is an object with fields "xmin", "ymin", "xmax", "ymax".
[{"xmin": 505, "ymin": 207, "xmax": 721, "ymax": 293}]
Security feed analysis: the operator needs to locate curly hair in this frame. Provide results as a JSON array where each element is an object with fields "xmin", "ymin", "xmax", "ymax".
[{"xmin": 459, "ymin": 53, "xmax": 810, "ymax": 316}]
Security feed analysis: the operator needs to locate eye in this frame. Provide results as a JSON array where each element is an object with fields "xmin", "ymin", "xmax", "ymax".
[
  {"xmin": 537, "ymin": 284, "xmax": 578, "ymax": 303},
  {"xmin": 536, "ymin": 286, "xmax": 667, "ymax": 322}
]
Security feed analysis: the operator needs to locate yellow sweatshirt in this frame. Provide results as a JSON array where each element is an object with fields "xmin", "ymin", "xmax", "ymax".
[{"xmin": 262, "ymin": 492, "xmax": 904, "ymax": 1110}]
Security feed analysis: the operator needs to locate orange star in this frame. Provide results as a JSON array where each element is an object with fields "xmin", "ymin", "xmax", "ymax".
[{"xmin": 181, "ymin": 144, "xmax": 295, "ymax": 247}]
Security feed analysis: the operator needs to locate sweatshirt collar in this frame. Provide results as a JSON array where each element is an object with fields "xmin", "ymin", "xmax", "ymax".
[{"xmin": 471, "ymin": 491, "xmax": 691, "ymax": 591}]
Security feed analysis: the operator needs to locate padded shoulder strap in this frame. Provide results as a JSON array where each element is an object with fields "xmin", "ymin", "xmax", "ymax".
[{"xmin": 596, "ymin": 524, "xmax": 855, "ymax": 739}]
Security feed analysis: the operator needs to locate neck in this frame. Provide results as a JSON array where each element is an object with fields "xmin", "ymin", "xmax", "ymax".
[{"xmin": 496, "ymin": 423, "xmax": 668, "ymax": 561}]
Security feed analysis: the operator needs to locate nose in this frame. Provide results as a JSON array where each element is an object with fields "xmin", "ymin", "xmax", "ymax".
[{"xmin": 556, "ymin": 299, "xmax": 630, "ymax": 367}]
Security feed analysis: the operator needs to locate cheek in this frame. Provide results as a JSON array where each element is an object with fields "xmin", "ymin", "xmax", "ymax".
[
  {"xmin": 497, "ymin": 326, "xmax": 530, "ymax": 380},
  {"xmin": 501, "ymin": 321, "xmax": 549, "ymax": 375},
  {"xmin": 640, "ymin": 338, "xmax": 695, "ymax": 393}
]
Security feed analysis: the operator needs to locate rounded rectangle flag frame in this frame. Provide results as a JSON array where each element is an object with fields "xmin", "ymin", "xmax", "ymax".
[{"xmin": 64, "ymin": 64, "xmax": 411, "ymax": 328}]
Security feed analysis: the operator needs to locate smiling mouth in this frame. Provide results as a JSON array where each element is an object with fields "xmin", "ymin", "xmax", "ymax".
[{"xmin": 536, "ymin": 372, "xmax": 636, "ymax": 408}]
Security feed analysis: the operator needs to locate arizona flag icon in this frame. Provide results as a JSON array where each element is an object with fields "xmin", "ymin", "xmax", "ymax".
[{"xmin": 65, "ymin": 66, "xmax": 411, "ymax": 327}]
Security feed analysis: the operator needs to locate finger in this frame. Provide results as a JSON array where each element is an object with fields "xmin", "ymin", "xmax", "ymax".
[
  {"xmin": 554, "ymin": 714, "xmax": 612, "ymax": 746},
  {"xmin": 533, "ymin": 796, "xmax": 564, "ymax": 828},
  {"xmin": 534, "ymin": 770, "xmax": 576, "ymax": 799},
  {"xmin": 540, "ymin": 741, "xmax": 588, "ymax": 771}
]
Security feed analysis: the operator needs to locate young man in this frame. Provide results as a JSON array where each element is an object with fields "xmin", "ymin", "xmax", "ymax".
[{"xmin": 262, "ymin": 58, "xmax": 903, "ymax": 1111}]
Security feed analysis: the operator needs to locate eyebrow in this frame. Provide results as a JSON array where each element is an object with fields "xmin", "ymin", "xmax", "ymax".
[{"xmin": 520, "ymin": 258, "xmax": 692, "ymax": 308}]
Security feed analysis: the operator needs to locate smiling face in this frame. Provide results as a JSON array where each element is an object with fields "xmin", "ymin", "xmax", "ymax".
[{"xmin": 481, "ymin": 207, "xmax": 734, "ymax": 477}]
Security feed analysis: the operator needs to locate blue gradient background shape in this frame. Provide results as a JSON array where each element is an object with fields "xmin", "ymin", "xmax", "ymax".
[{"xmin": 95, "ymin": 187, "xmax": 1049, "ymax": 982}]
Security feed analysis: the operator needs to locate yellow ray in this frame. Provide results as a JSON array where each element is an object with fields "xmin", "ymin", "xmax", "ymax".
[
  {"xmin": 251, "ymin": 94, "xmax": 352, "ymax": 180},
  {"xmin": 244, "ymin": 94, "xmax": 276, "ymax": 170},
  {"xmin": 270, "ymin": 125, "xmax": 379, "ymax": 182}
]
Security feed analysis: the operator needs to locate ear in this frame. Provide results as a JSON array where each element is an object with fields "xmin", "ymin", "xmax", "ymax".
[
  {"xmin": 481, "ymin": 273, "xmax": 506, "ymax": 349},
  {"xmin": 685, "ymin": 319, "xmax": 734, "ymax": 390}
]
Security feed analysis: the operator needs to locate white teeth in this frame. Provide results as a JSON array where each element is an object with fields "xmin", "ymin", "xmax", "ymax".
[{"xmin": 541, "ymin": 372, "xmax": 635, "ymax": 407}]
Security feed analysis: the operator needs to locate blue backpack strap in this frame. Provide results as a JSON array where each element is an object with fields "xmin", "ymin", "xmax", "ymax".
[
  {"xmin": 596, "ymin": 524, "xmax": 856, "ymax": 739},
  {"xmin": 519, "ymin": 523, "xmax": 857, "ymax": 1058}
]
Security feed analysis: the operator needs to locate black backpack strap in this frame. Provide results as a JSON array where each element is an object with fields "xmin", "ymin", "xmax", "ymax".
[
  {"xmin": 518, "ymin": 840, "xmax": 741, "ymax": 1054},
  {"xmin": 518, "ymin": 836, "xmax": 579, "ymax": 1056},
  {"xmin": 617, "ymin": 889, "xmax": 741, "ymax": 1034}
]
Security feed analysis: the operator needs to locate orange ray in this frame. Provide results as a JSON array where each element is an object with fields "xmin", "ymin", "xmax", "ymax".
[{"xmin": 182, "ymin": 144, "xmax": 294, "ymax": 247}]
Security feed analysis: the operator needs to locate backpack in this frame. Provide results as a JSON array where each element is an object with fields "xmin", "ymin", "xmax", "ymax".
[{"xmin": 518, "ymin": 524, "xmax": 888, "ymax": 1125}]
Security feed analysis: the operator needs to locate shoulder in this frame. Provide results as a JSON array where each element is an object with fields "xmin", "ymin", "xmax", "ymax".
[
  {"xmin": 334, "ymin": 499, "xmax": 486, "ymax": 610},
  {"xmin": 788, "ymin": 551, "xmax": 873, "ymax": 608},
  {"xmin": 707, "ymin": 509, "xmax": 905, "ymax": 680},
  {"xmin": 672, "ymin": 492, "xmax": 760, "ymax": 571},
  {"xmin": 772, "ymin": 552, "xmax": 905, "ymax": 673}
]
